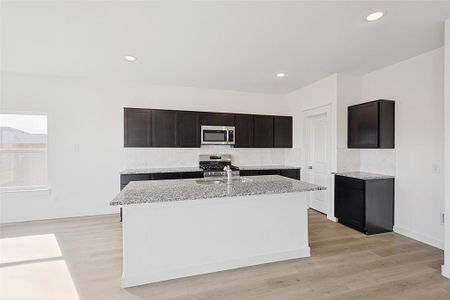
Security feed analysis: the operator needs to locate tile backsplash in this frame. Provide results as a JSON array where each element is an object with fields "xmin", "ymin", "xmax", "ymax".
[
  {"xmin": 124, "ymin": 147, "xmax": 298, "ymax": 169},
  {"xmin": 359, "ymin": 149, "xmax": 396, "ymax": 175}
]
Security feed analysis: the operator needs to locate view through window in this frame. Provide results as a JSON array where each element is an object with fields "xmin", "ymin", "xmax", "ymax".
[{"xmin": 0, "ymin": 113, "xmax": 48, "ymax": 190}]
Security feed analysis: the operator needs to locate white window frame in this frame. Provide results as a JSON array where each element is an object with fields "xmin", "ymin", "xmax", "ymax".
[{"xmin": 0, "ymin": 111, "xmax": 50, "ymax": 193}]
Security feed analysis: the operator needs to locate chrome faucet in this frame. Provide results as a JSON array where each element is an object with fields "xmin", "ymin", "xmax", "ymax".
[{"xmin": 223, "ymin": 165, "xmax": 233, "ymax": 183}]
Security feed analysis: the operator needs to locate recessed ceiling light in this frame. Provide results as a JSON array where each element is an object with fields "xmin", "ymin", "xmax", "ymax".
[
  {"xmin": 366, "ymin": 11, "xmax": 385, "ymax": 22},
  {"xmin": 125, "ymin": 55, "xmax": 137, "ymax": 62},
  {"xmin": 276, "ymin": 73, "xmax": 286, "ymax": 78}
]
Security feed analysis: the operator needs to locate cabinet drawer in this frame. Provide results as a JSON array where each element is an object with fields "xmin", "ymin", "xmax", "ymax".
[
  {"xmin": 150, "ymin": 173, "xmax": 182, "ymax": 180},
  {"xmin": 335, "ymin": 175, "xmax": 364, "ymax": 190},
  {"xmin": 239, "ymin": 170, "xmax": 260, "ymax": 177},
  {"xmin": 258, "ymin": 169, "xmax": 280, "ymax": 176},
  {"xmin": 181, "ymin": 171, "xmax": 204, "ymax": 179},
  {"xmin": 120, "ymin": 174, "xmax": 151, "ymax": 186},
  {"xmin": 280, "ymin": 169, "xmax": 300, "ymax": 180}
]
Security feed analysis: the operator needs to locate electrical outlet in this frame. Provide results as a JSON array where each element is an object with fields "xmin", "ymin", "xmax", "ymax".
[
  {"xmin": 441, "ymin": 213, "xmax": 445, "ymax": 225},
  {"xmin": 432, "ymin": 163, "xmax": 441, "ymax": 174}
]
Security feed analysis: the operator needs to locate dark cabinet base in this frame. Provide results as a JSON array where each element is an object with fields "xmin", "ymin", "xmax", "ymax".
[{"xmin": 335, "ymin": 175, "xmax": 394, "ymax": 235}]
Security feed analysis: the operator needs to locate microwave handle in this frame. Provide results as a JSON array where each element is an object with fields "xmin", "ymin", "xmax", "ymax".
[{"xmin": 226, "ymin": 130, "xmax": 230, "ymax": 143}]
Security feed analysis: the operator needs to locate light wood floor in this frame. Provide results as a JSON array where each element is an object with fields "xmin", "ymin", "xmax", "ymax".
[{"xmin": 1, "ymin": 210, "xmax": 449, "ymax": 300}]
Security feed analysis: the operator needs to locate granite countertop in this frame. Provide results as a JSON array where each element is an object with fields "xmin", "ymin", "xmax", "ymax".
[
  {"xmin": 121, "ymin": 167, "xmax": 203, "ymax": 175},
  {"xmin": 335, "ymin": 171, "xmax": 394, "ymax": 180},
  {"xmin": 121, "ymin": 165, "xmax": 300, "ymax": 175},
  {"xmin": 111, "ymin": 175, "xmax": 325, "ymax": 206},
  {"xmin": 238, "ymin": 165, "xmax": 301, "ymax": 170}
]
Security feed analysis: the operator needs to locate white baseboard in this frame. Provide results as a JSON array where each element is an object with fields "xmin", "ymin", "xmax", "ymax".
[
  {"xmin": 393, "ymin": 225, "xmax": 444, "ymax": 250},
  {"xmin": 327, "ymin": 215, "xmax": 337, "ymax": 222},
  {"xmin": 122, "ymin": 247, "xmax": 310, "ymax": 288},
  {"xmin": 442, "ymin": 265, "xmax": 450, "ymax": 279},
  {"xmin": 0, "ymin": 207, "xmax": 119, "ymax": 224}
]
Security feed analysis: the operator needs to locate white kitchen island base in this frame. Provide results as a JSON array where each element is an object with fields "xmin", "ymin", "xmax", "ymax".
[{"xmin": 121, "ymin": 192, "xmax": 310, "ymax": 288}]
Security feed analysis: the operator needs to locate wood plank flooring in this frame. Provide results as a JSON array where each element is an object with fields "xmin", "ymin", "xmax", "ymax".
[{"xmin": 1, "ymin": 210, "xmax": 449, "ymax": 300}]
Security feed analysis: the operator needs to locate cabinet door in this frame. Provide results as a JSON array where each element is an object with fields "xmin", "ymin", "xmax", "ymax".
[
  {"xmin": 150, "ymin": 173, "xmax": 182, "ymax": 180},
  {"xmin": 258, "ymin": 169, "xmax": 280, "ymax": 176},
  {"xmin": 253, "ymin": 115, "xmax": 274, "ymax": 148},
  {"xmin": 120, "ymin": 174, "xmax": 151, "ymax": 190},
  {"xmin": 124, "ymin": 108, "xmax": 151, "ymax": 147},
  {"xmin": 280, "ymin": 169, "xmax": 300, "ymax": 180},
  {"xmin": 348, "ymin": 101, "xmax": 379, "ymax": 148},
  {"xmin": 335, "ymin": 176, "xmax": 365, "ymax": 230},
  {"xmin": 151, "ymin": 110, "xmax": 177, "ymax": 147},
  {"xmin": 235, "ymin": 114, "xmax": 253, "ymax": 148},
  {"xmin": 181, "ymin": 171, "xmax": 203, "ymax": 179},
  {"xmin": 177, "ymin": 111, "xmax": 200, "ymax": 147},
  {"xmin": 239, "ymin": 170, "xmax": 260, "ymax": 177},
  {"xmin": 274, "ymin": 116, "xmax": 293, "ymax": 148},
  {"xmin": 201, "ymin": 112, "xmax": 235, "ymax": 126}
]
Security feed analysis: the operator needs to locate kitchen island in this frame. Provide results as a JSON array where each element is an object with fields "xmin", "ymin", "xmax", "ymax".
[{"xmin": 111, "ymin": 175, "xmax": 325, "ymax": 288}]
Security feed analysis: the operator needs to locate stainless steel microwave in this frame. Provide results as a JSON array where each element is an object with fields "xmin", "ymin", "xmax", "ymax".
[{"xmin": 201, "ymin": 126, "xmax": 235, "ymax": 145}]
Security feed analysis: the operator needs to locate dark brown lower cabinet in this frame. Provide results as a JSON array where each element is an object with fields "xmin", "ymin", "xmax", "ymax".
[
  {"xmin": 239, "ymin": 168, "xmax": 300, "ymax": 180},
  {"xmin": 335, "ymin": 175, "xmax": 394, "ymax": 235}
]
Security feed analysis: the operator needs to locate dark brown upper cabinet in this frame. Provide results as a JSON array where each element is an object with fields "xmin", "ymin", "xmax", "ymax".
[
  {"xmin": 253, "ymin": 115, "xmax": 274, "ymax": 148},
  {"xmin": 274, "ymin": 116, "xmax": 293, "ymax": 148},
  {"xmin": 124, "ymin": 108, "xmax": 152, "ymax": 147},
  {"xmin": 235, "ymin": 114, "xmax": 253, "ymax": 148},
  {"xmin": 348, "ymin": 100, "xmax": 394, "ymax": 149},
  {"xmin": 151, "ymin": 110, "xmax": 177, "ymax": 147},
  {"xmin": 201, "ymin": 112, "xmax": 235, "ymax": 126},
  {"xmin": 124, "ymin": 108, "xmax": 292, "ymax": 148},
  {"xmin": 177, "ymin": 111, "xmax": 200, "ymax": 147}
]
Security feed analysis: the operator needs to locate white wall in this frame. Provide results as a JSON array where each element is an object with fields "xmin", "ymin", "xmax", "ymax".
[
  {"xmin": 443, "ymin": 19, "xmax": 450, "ymax": 278},
  {"xmin": 285, "ymin": 74, "xmax": 338, "ymax": 172},
  {"xmin": 360, "ymin": 48, "xmax": 445, "ymax": 249},
  {"xmin": 0, "ymin": 71, "xmax": 289, "ymax": 223},
  {"xmin": 284, "ymin": 74, "xmax": 338, "ymax": 220}
]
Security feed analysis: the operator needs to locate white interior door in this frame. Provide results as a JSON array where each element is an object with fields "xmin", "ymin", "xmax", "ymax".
[{"xmin": 306, "ymin": 111, "xmax": 330, "ymax": 214}]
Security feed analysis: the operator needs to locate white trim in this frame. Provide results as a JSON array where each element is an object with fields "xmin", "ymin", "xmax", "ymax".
[
  {"xmin": 442, "ymin": 265, "xmax": 450, "ymax": 279},
  {"xmin": 121, "ymin": 247, "xmax": 311, "ymax": 288},
  {"xmin": 0, "ymin": 207, "xmax": 119, "ymax": 224},
  {"xmin": 327, "ymin": 216, "xmax": 338, "ymax": 222},
  {"xmin": 303, "ymin": 105, "xmax": 333, "ymax": 219},
  {"xmin": 0, "ymin": 186, "xmax": 50, "ymax": 193},
  {"xmin": 393, "ymin": 225, "xmax": 444, "ymax": 250}
]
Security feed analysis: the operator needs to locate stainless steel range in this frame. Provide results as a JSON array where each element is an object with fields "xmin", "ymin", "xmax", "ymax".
[{"xmin": 199, "ymin": 154, "xmax": 240, "ymax": 177}]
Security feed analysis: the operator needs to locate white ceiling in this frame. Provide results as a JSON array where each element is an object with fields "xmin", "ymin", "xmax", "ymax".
[{"xmin": 2, "ymin": 1, "xmax": 449, "ymax": 94}]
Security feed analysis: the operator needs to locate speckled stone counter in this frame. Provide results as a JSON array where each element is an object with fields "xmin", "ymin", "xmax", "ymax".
[
  {"xmin": 238, "ymin": 165, "xmax": 301, "ymax": 170},
  {"xmin": 121, "ymin": 167, "xmax": 202, "ymax": 175},
  {"xmin": 111, "ymin": 175, "xmax": 325, "ymax": 206},
  {"xmin": 335, "ymin": 171, "xmax": 394, "ymax": 180},
  {"xmin": 121, "ymin": 165, "xmax": 300, "ymax": 175}
]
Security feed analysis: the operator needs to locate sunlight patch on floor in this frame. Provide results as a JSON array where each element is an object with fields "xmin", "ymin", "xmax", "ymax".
[
  {"xmin": 0, "ymin": 234, "xmax": 79, "ymax": 300},
  {"xmin": 0, "ymin": 234, "xmax": 62, "ymax": 264}
]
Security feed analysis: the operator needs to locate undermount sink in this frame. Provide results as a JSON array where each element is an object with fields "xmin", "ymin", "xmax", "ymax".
[{"xmin": 195, "ymin": 177, "xmax": 253, "ymax": 185}]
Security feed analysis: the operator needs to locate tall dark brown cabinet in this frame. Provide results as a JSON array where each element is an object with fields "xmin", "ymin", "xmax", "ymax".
[
  {"xmin": 235, "ymin": 114, "xmax": 254, "ymax": 148},
  {"xmin": 177, "ymin": 111, "xmax": 200, "ymax": 147},
  {"xmin": 274, "ymin": 116, "xmax": 293, "ymax": 148},
  {"xmin": 253, "ymin": 115, "xmax": 274, "ymax": 148},
  {"xmin": 124, "ymin": 108, "xmax": 152, "ymax": 147}
]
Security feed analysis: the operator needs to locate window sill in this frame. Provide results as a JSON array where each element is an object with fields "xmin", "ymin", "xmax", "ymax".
[{"xmin": 0, "ymin": 186, "xmax": 51, "ymax": 194}]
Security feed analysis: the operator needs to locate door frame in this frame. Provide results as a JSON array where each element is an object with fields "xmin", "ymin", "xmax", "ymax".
[{"xmin": 303, "ymin": 104, "xmax": 335, "ymax": 221}]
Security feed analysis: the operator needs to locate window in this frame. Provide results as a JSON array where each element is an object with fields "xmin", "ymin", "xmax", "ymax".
[{"xmin": 0, "ymin": 113, "xmax": 48, "ymax": 191}]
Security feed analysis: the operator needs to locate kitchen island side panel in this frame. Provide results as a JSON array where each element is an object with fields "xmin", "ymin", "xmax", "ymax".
[{"xmin": 121, "ymin": 192, "xmax": 310, "ymax": 288}]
